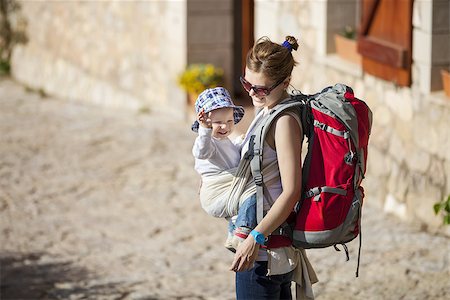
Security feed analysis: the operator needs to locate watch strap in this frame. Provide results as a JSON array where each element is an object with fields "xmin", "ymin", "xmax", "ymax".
[{"xmin": 250, "ymin": 230, "xmax": 266, "ymax": 245}]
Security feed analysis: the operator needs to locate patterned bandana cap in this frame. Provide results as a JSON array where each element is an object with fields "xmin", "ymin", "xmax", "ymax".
[{"xmin": 191, "ymin": 87, "xmax": 245, "ymax": 132}]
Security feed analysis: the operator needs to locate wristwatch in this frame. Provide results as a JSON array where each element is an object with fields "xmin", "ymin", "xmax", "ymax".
[{"xmin": 250, "ymin": 230, "xmax": 266, "ymax": 245}]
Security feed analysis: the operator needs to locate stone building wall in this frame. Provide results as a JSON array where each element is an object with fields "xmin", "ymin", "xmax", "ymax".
[
  {"xmin": 10, "ymin": 1, "xmax": 187, "ymax": 118},
  {"xmin": 255, "ymin": 0, "xmax": 450, "ymax": 234}
]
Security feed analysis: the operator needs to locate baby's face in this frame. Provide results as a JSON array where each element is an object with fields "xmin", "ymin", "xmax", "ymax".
[{"xmin": 209, "ymin": 107, "xmax": 234, "ymax": 140}]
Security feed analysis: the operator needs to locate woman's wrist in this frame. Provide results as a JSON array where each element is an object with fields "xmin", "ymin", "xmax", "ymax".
[{"xmin": 249, "ymin": 230, "xmax": 266, "ymax": 245}]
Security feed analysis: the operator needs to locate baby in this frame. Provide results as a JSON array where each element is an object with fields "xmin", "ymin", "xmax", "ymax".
[{"xmin": 191, "ymin": 87, "xmax": 256, "ymax": 252}]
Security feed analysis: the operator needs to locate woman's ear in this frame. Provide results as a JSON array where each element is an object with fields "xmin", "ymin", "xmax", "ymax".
[{"xmin": 283, "ymin": 76, "xmax": 291, "ymax": 89}]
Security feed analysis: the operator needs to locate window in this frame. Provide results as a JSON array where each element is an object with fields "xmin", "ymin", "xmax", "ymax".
[{"xmin": 357, "ymin": 0, "xmax": 413, "ymax": 87}]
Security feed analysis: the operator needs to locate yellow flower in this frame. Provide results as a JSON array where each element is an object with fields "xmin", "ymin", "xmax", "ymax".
[{"xmin": 177, "ymin": 63, "xmax": 224, "ymax": 94}]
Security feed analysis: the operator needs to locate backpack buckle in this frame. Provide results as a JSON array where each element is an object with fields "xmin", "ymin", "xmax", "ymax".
[
  {"xmin": 245, "ymin": 148, "xmax": 262, "ymax": 161},
  {"xmin": 243, "ymin": 150, "xmax": 252, "ymax": 160},
  {"xmin": 254, "ymin": 174, "xmax": 263, "ymax": 186},
  {"xmin": 344, "ymin": 151, "xmax": 355, "ymax": 165},
  {"xmin": 244, "ymin": 135, "xmax": 256, "ymax": 160}
]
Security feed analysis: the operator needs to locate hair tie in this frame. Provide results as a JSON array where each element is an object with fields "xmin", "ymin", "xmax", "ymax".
[{"xmin": 281, "ymin": 40, "xmax": 292, "ymax": 52}]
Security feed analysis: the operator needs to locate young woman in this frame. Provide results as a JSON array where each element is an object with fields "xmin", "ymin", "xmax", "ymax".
[{"xmin": 230, "ymin": 36, "xmax": 317, "ymax": 299}]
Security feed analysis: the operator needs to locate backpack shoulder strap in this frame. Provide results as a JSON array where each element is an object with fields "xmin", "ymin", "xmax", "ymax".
[{"xmin": 247, "ymin": 100, "xmax": 303, "ymax": 223}]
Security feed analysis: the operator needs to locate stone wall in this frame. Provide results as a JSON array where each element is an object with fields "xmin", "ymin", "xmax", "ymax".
[
  {"xmin": 10, "ymin": 1, "xmax": 187, "ymax": 118},
  {"xmin": 255, "ymin": 0, "xmax": 450, "ymax": 235},
  {"xmin": 413, "ymin": 0, "xmax": 450, "ymax": 92}
]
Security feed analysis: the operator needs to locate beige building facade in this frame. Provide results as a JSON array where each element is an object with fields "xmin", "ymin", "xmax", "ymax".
[
  {"xmin": 9, "ymin": 0, "xmax": 450, "ymax": 234},
  {"xmin": 11, "ymin": 1, "xmax": 187, "ymax": 118}
]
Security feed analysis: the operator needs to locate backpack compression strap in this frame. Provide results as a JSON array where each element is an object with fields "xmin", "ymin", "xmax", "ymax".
[{"xmin": 247, "ymin": 101, "xmax": 303, "ymax": 224}]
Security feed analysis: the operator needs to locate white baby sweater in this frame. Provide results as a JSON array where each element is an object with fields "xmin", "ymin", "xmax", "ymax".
[{"xmin": 192, "ymin": 126, "xmax": 242, "ymax": 177}]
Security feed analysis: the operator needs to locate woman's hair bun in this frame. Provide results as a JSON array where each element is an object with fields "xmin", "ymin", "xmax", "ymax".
[{"xmin": 285, "ymin": 36, "xmax": 299, "ymax": 51}]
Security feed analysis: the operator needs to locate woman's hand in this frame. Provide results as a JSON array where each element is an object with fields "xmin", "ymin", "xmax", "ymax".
[{"xmin": 230, "ymin": 235, "xmax": 260, "ymax": 272}]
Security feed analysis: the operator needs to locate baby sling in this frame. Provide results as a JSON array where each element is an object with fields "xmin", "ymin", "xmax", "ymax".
[{"xmin": 199, "ymin": 158, "xmax": 278, "ymax": 218}]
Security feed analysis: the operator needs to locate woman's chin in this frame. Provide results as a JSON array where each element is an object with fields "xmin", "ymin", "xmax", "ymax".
[{"xmin": 252, "ymin": 98, "xmax": 265, "ymax": 107}]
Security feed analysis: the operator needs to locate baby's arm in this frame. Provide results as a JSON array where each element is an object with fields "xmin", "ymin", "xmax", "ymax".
[{"xmin": 192, "ymin": 126, "xmax": 216, "ymax": 159}]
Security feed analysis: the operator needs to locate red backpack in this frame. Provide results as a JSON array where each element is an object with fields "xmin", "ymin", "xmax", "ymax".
[{"xmin": 247, "ymin": 84, "xmax": 372, "ymax": 276}]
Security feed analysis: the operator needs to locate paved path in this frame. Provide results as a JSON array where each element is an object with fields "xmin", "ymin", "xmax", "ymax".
[{"xmin": 0, "ymin": 78, "xmax": 449, "ymax": 299}]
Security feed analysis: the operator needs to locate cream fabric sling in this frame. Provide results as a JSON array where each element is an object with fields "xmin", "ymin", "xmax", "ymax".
[{"xmin": 199, "ymin": 158, "xmax": 278, "ymax": 218}]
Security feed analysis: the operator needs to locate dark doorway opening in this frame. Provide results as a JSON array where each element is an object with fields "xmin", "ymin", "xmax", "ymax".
[{"xmin": 233, "ymin": 0, "xmax": 254, "ymax": 102}]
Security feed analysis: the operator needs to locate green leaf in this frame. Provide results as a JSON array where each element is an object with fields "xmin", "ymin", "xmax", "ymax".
[
  {"xmin": 433, "ymin": 203, "xmax": 442, "ymax": 215},
  {"xmin": 444, "ymin": 199, "xmax": 450, "ymax": 213},
  {"xmin": 0, "ymin": 60, "xmax": 10, "ymax": 75},
  {"xmin": 443, "ymin": 215, "xmax": 450, "ymax": 225}
]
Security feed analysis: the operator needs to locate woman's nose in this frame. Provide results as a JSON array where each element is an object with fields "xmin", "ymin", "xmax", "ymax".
[{"xmin": 248, "ymin": 88, "xmax": 256, "ymax": 97}]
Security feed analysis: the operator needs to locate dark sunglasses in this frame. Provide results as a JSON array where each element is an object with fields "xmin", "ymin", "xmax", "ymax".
[{"xmin": 240, "ymin": 76, "xmax": 286, "ymax": 97}]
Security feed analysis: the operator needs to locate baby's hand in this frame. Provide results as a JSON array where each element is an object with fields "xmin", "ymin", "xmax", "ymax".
[{"xmin": 197, "ymin": 109, "xmax": 212, "ymax": 128}]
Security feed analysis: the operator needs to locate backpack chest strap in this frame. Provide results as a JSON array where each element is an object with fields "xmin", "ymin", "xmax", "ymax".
[
  {"xmin": 305, "ymin": 186, "xmax": 347, "ymax": 201},
  {"xmin": 313, "ymin": 120, "xmax": 350, "ymax": 139}
]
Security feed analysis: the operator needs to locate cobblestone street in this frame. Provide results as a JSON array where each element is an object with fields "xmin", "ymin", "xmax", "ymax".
[{"xmin": 1, "ymin": 78, "xmax": 449, "ymax": 299}]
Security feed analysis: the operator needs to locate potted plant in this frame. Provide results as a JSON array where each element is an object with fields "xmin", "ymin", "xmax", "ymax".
[
  {"xmin": 334, "ymin": 25, "xmax": 362, "ymax": 65},
  {"xmin": 178, "ymin": 63, "xmax": 224, "ymax": 106},
  {"xmin": 441, "ymin": 68, "xmax": 450, "ymax": 98}
]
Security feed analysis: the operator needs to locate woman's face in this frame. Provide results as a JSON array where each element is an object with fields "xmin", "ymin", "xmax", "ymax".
[{"xmin": 243, "ymin": 67, "xmax": 289, "ymax": 109}]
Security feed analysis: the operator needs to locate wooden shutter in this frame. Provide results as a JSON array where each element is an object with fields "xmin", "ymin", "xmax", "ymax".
[{"xmin": 358, "ymin": 0, "xmax": 413, "ymax": 86}]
